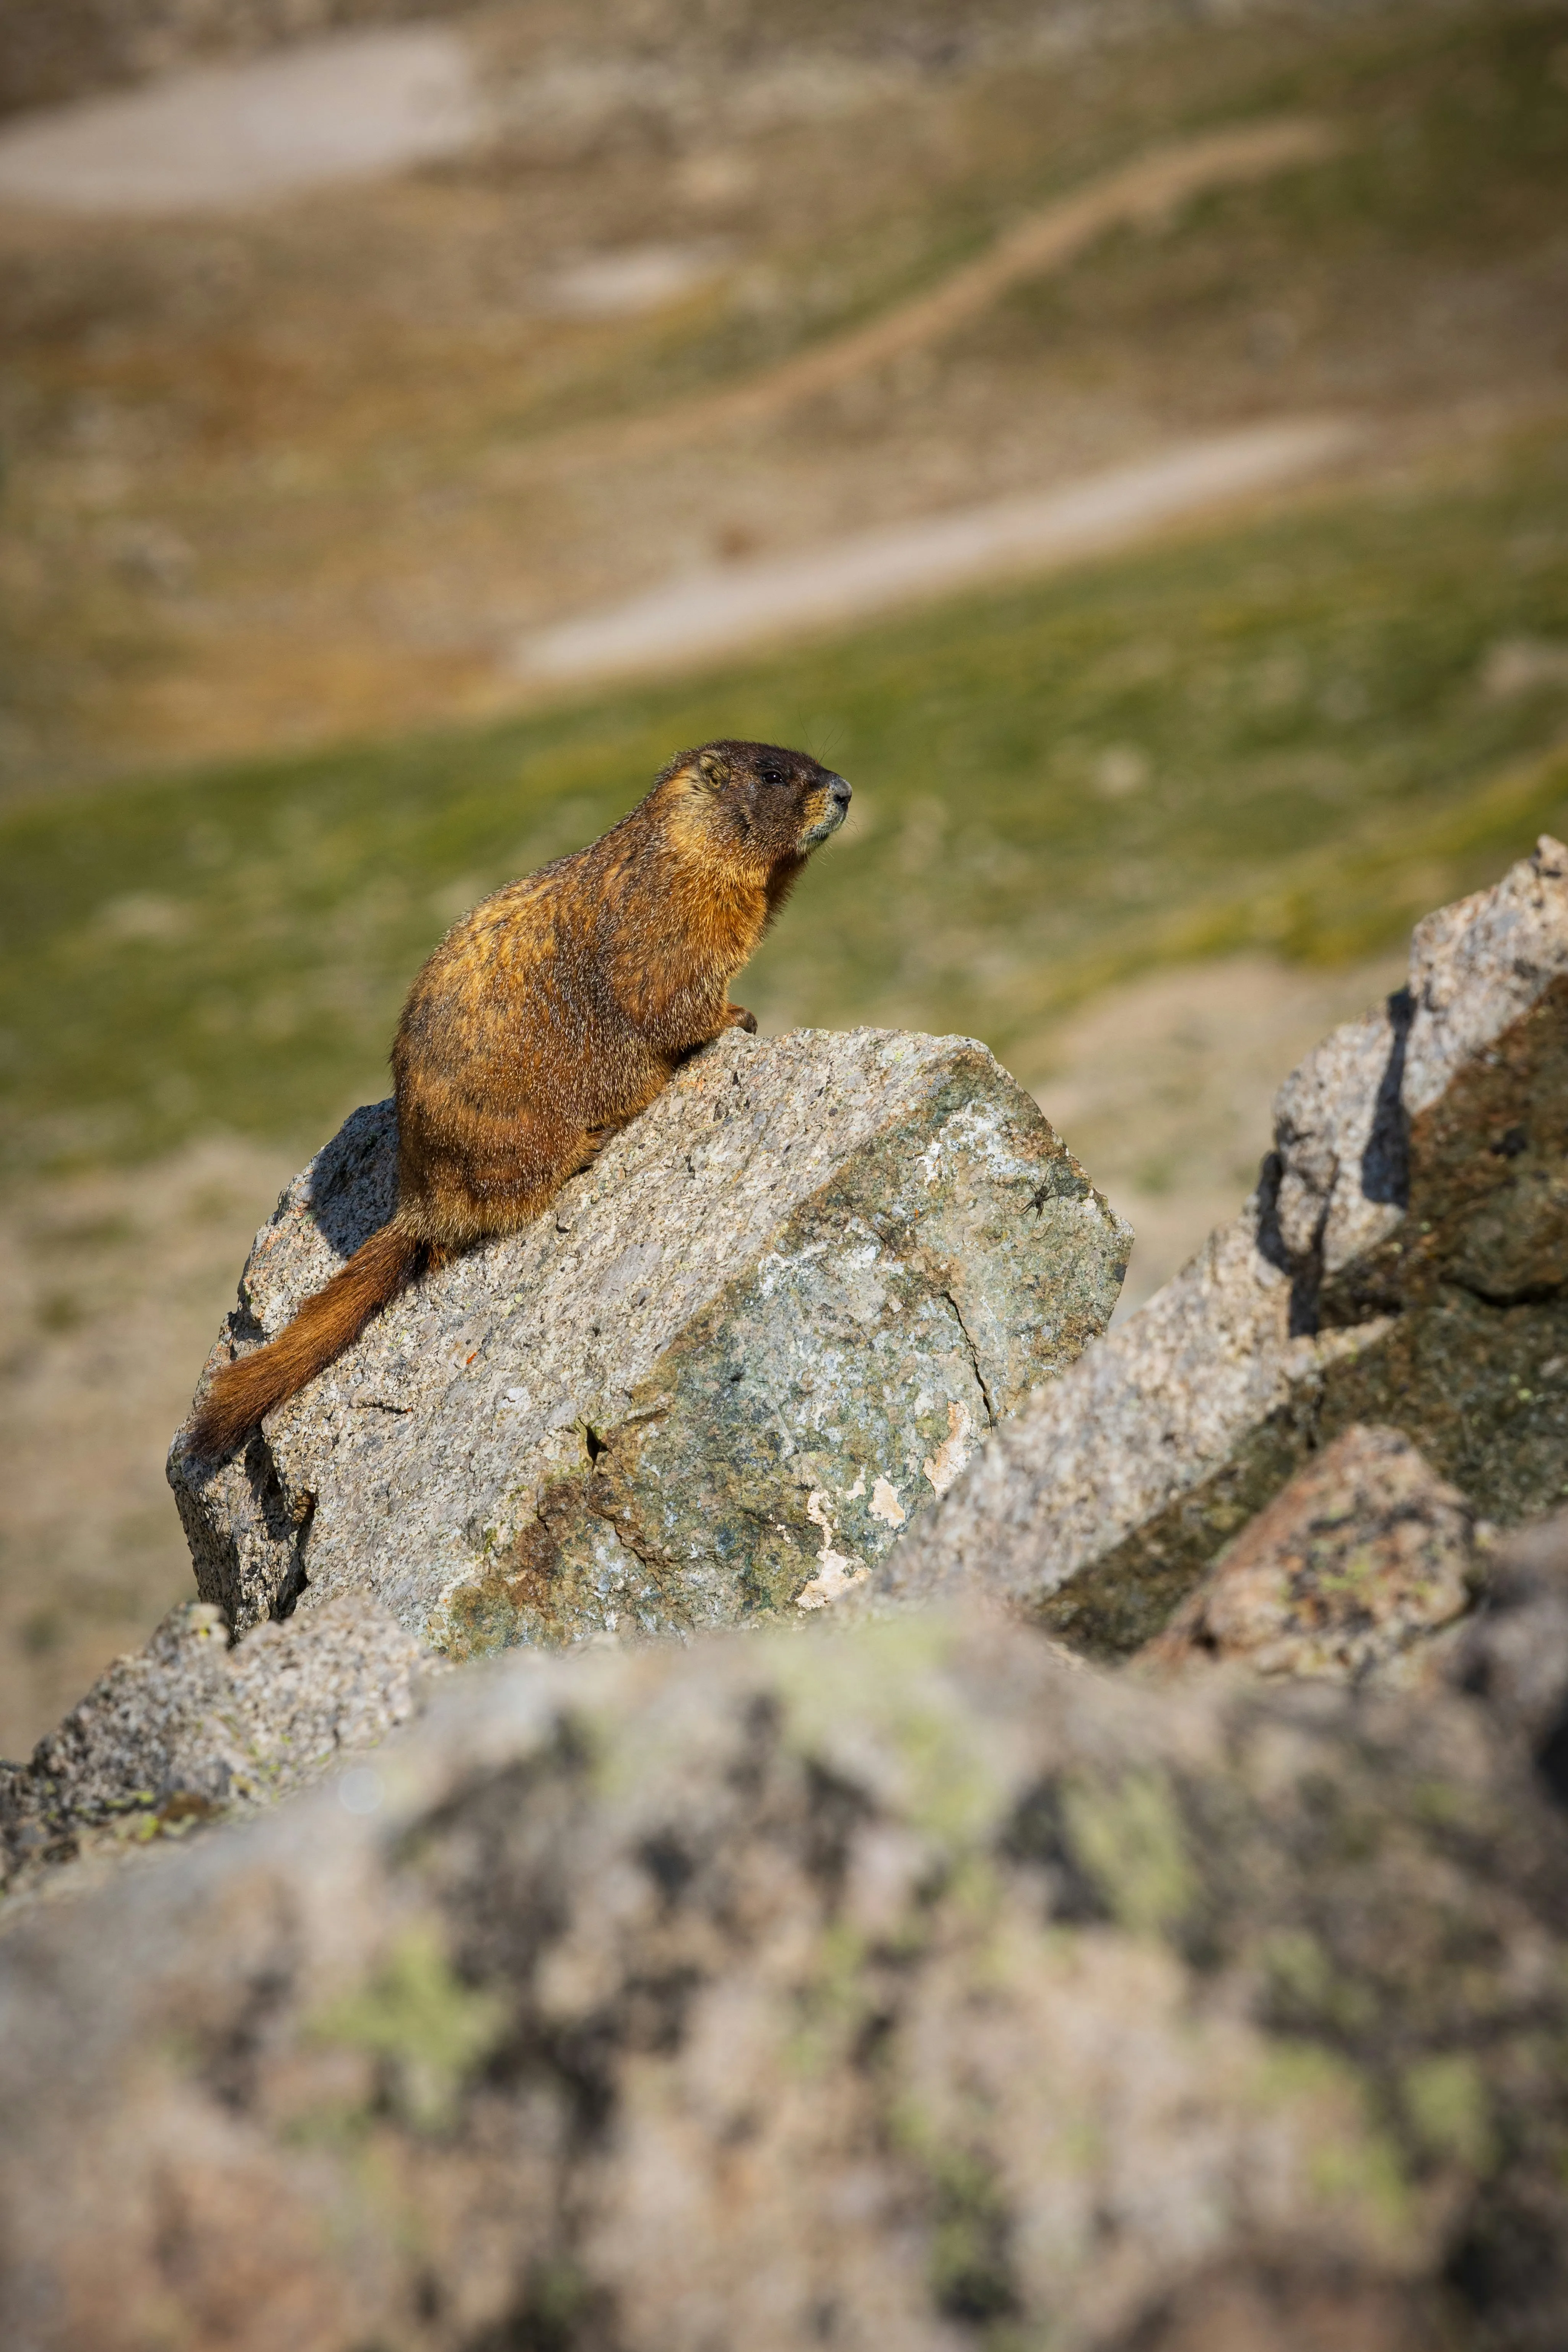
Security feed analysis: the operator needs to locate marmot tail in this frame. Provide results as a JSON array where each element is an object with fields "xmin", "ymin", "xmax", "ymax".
[{"xmin": 188, "ymin": 1218, "xmax": 421, "ymax": 1458}]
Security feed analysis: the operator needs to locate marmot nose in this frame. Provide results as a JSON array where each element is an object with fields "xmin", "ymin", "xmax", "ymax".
[{"xmin": 828, "ymin": 775, "xmax": 852, "ymax": 807}]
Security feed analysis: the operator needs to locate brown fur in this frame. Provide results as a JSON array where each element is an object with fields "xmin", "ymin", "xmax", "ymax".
[{"xmin": 188, "ymin": 742, "xmax": 849, "ymax": 1458}]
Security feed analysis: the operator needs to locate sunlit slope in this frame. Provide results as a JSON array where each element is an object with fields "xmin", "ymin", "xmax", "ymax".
[
  {"xmin": 2, "ymin": 427, "xmax": 1565, "ymax": 1179},
  {"xmin": 3, "ymin": 1, "xmax": 1566, "ymax": 789},
  {"xmin": 501, "ymin": 4, "xmax": 1568, "ymax": 446}
]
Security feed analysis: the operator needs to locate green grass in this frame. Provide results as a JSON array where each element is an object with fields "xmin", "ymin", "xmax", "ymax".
[{"xmin": 2, "ymin": 426, "xmax": 1566, "ymax": 1180}]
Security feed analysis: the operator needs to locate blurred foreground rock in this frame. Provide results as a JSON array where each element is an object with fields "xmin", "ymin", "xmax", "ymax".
[
  {"xmin": 879, "ymin": 839, "xmax": 1568, "ymax": 1651},
  {"xmin": 1454, "ymin": 1505, "xmax": 1568, "ymax": 1778},
  {"xmin": 1140, "ymin": 1423, "xmax": 1480, "ymax": 1685},
  {"xmin": 3, "ymin": 1598, "xmax": 1568, "ymax": 2350},
  {"xmin": 170, "ymin": 1028, "xmax": 1129, "ymax": 1654},
  {"xmin": 0, "ymin": 1598, "xmax": 424, "ymax": 1889}
]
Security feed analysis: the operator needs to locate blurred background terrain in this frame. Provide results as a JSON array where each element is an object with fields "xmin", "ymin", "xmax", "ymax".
[{"xmin": 0, "ymin": 0, "xmax": 1565, "ymax": 1749}]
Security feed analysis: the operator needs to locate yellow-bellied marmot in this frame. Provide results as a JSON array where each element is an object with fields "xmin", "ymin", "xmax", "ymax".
[{"xmin": 189, "ymin": 740, "xmax": 850, "ymax": 1456}]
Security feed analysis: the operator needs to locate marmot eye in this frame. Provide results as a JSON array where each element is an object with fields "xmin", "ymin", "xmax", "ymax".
[{"xmin": 760, "ymin": 765, "xmax": 786, "ymax": 786}]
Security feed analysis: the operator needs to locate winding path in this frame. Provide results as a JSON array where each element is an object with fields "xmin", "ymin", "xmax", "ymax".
[{"xmin": 562, "ymin": 116, "xmax": 1342, "ymax": 466}]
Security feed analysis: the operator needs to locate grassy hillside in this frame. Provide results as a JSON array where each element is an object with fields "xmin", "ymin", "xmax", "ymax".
[
  {"xmin": 3, "ymin": 423, "xmax": 1565, "ymax": 1181},
  {"xmin": 509, "ymin": 0, "xmax": 1568, "ymax": 437},
  {"xmin": 5, "ymin": 0, "xmax": 1567, "ymax": 791}
]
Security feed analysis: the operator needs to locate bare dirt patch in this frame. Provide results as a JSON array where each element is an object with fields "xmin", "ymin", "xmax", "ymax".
[
  {"xmin": 0, "ymin": 1139, "xmax": 293, "ymax": 1754},
  {"xmin": 0, "ymin": 27, "xmax": 480, "ymax": 214}
]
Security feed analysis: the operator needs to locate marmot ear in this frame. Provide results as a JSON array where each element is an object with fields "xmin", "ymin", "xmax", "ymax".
[{"xmin": 694, "ymin": 748, "xmax": 729, "ymax": 792}]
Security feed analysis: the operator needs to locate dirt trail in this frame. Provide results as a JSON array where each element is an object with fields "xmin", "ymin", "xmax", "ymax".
[
  {"xmin": 515, "ymin": 415, "xmax": 1367, "ymax": 685},
  {"xmin": 549, "ymin": 116, "xmax": 1342, "ymax": 469}
]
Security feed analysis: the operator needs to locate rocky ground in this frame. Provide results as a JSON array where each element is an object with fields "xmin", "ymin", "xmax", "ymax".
[
  {"xmin": 0, "ymin": 831, "xmax": 1565, "ymax": 2345},
  {"xmin": 0, "ymin": 17, "xmax": 1565, "ymax": 2333},
  {"xmin": 3, "ymin": 1533, "xmax": 1567, "ymax": 2349},
  {"xmin": 0, "ymin": 0, "xmax": 1564, "ymax": 1747},
  {"xmin": 148, "ymin": 836, "xmax": 1564, "ymax": 1674},
  {"xmin": 0, "ymin": 948, "xmax": 1403, "ymax": 1755},
  {"xmin": 882, "ymin": 837, "xmax": 1568, "ymax": 1649}
]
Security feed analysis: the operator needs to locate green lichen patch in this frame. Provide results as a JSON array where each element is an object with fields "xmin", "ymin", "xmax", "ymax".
[
  {"xmin": 1059, "ymin": 1769, "xmax": 1197, "ymax": 1940},
  {"xmin": 309, "ymin": 1918, "xmax": 509, "ymax": 2134},
  {"xmin": 1402, "ymin": 2053, "xmax": 1495, "ymax": 2175},
  {"xmin": 432, "ymin": 1052, "xmax": 1127, "ymax": 1659},
  {"xmin": 771, "ymin": 1615, "xmax": 1012, "ymax": 1853}
]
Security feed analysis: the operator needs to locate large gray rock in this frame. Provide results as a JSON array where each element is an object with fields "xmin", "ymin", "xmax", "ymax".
[
  {"xmin": 170, "ymin": 1028, "xmax": 1129, "ymax": 1653},
  {"xmin": 0, "ymin": 1597, "xmax": 426, "ymax": 1891},
  {"xmin": 1, "ymin": 1599, "xmax": 1566, "ymax": 2351},
  {"xmin": 877, "ymin": 838, "xmax": 1568, "ymax": 1651}
]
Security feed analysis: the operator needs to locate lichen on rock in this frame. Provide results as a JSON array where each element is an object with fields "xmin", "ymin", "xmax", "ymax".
[
  {"xmin": 169, "ymin": 1027, "xmax": 1130, "ymax": 1655},
  {"xmin": 13, "ymin": 841, "xmax": 1568, "ymax": 2348},
  {"xmin": 3, "ymin": 1599, "xmax": 1568, "ymax": 2348},
  {"xmin": 1137, "ymin": 1423, "xmax": 1481, "ymax": 1684}
]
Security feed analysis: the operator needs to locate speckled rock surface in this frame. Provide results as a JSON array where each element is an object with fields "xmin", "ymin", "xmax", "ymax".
[
  {"xmin": 1138, "ymin": 1423, "xmax": 1480, "ymax": 1684},
  {"xmin": 169, "ymin": 1028, "xmax": 1129, "ymax": 1652},
  {"xmin": 0, "ymin": 1598, "xmax": 425, "ymax": 1892},
  {"xmin": 1, "ymin": 1603, "xmax": 1566, "ymax": 2351},
  {"xmin": 1453, "ymin": 1504, "xmax": 1568, "ymax": 1767},
  {"xmin": 877, "ymin": 839, "xmax": 1568, "ymax": 1653}
]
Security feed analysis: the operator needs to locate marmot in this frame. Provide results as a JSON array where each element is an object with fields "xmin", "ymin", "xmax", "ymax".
[{"xmin": 189, "ymin": 740, "xmax": 850, "ymax": 1457}]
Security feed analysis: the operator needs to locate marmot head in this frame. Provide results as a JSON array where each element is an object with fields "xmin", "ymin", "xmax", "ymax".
[{"xmin": 659, "ymin": 740, "xmax": 851, "ymax": 873}]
